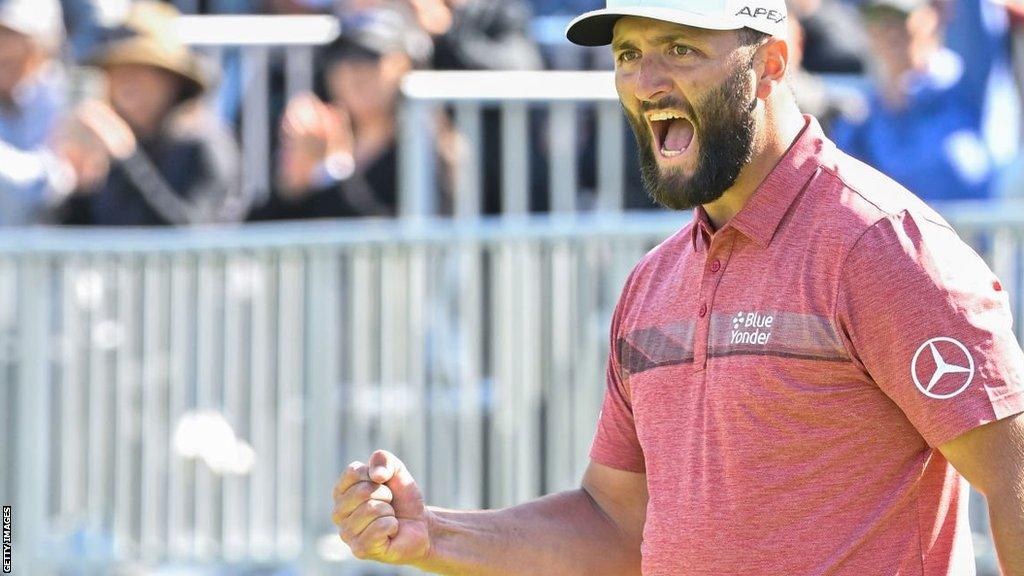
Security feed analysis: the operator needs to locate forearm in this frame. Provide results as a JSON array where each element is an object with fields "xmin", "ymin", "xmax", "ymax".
[
  {"xmin": 988, "ymin": 487, "xmax": 1024, "ymax": 575},
  {"xmin": 417, "ymin": 488, "xmax": 641, "ymax": 576}
]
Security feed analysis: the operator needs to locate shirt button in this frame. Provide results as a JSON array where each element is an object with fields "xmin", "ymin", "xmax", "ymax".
[
  {"xmin": 710, "ymin": 259, "xmax": 721, "ymax": 273},
  {"xmin": 699, "ymin": 303, "xmax": 708, "ymax": 317}
]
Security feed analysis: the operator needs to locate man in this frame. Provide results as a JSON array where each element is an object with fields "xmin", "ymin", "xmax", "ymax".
[
  {"xmin": 0, "ymin": 0, "xmax": 70, "ymax": 226},
  {"xmin": 56, "ymin": 1, "xmax": 247, "ymax": 226},
  {"xmin": 830, "ymin": 0, "xmax": 1008, "ymax": 202},
  {"xmin": 332, "ymin": 0, "xmax": 1024, "ymax": 573}
]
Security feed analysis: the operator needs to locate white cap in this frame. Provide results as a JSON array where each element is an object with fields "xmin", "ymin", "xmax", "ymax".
[
  {"xmin": 0, "ymin": 0, "xmax": 64, "ymax": 51},
  {"xmin": 566, "ymin": 0, "xmax": 788, "ymax": 46}
]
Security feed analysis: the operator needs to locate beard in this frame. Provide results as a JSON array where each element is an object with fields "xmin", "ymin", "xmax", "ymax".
[{"xmin": 625, "ymin": 62, "xmax": 758, "ymax": 211}]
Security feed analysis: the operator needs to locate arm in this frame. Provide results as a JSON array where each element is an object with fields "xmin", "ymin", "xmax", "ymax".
[
  {"xmin": 940, "ymin": 413, "xmax": 1024, "ymax": 575},
  {"xmin": 332, "ymin": 451, "xmax": 646, "ymax": 576},
  {"xmin": 422, "ymin": 460, "xmax": 646, "ymax": 575}
]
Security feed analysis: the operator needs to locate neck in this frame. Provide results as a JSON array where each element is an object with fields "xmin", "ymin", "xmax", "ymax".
[{"xmin": 702, "ymin": 97, "xmax": 805, "ymax": 230}]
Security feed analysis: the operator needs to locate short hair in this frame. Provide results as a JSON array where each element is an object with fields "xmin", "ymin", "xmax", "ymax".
[{"xmin": 737, "ymin": 27, "xmax": 771, "ymax": 46}]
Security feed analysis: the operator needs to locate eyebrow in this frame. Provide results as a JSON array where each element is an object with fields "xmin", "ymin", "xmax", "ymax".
[
  {"xmin": 611, "ymin": 39, "xmax": 639, "ymax": 52},
  {"xmin": 611, "ymin": 31, "xmax": 706, "ymax": 53}
]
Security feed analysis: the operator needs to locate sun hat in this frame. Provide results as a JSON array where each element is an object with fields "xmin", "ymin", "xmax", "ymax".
[
  {"xmin": 89, "ymin": 1, "xmax": 207, "ymax": 103},
  {"xmin": 0, "ymin": 0, "xmax": 64, "ymax": 52},
  {"xmin": 566, "ymin": 0, "xmax": 788, "ymax": 47}
]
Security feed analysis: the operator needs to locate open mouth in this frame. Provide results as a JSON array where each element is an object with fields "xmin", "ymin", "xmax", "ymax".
[{"xmin": 648, "ymin": 111, "xmax": 695, "ymax": 159}]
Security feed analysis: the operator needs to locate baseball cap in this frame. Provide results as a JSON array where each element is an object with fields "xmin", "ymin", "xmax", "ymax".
[
  {"xmin": 327, "ymin": 8, "xmax": 433, "ymax": 67},
  {"xmin": 566, "ymin": 0, "xmax": 788, "ymax": 47},
  {"xmin": 0, "ymin": 0, "xmax": 64, "ymax": 51}
]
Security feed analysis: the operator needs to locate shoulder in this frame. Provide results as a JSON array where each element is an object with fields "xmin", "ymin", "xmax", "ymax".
[
  {"xmin": 817, "ymin": 146, "xmax": 989, "ymax": 293},
  {"xmin": 815, "ymin": 144, "xmax": 956, "ymax": 249}
]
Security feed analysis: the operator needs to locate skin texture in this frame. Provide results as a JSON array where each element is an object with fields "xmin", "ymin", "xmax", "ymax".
[
  {"xmin": 939, "ymin": 413, "xmax": 1024, "ymax": 575},
  {"xmin": 331, "ymin": 16, "xmax": 1024, "ymax": 576},
  {"xmin": 0, "ymin": 24, "xmax": 42, "ymax": 102}
]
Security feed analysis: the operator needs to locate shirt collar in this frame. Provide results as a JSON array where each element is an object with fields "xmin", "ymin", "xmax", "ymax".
[{"xmin": 723, "ymin": 115, "xmax": 830, "ymax": 248}]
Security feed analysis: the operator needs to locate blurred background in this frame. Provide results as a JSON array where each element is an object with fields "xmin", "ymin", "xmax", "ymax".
[{"xmin": 0, "ymin": 0, "xmax": 1022, "ymax": 573}]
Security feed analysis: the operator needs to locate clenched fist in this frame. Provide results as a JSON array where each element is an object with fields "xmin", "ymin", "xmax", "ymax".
[{"xmin": 332, "ymin": 450, "xmax": 431, "ymax": 565}]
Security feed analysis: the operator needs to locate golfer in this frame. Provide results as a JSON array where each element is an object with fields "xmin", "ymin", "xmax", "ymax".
[{"xmin": 332, "ymin": 0, "xmax": 1024, "ymax": 573}]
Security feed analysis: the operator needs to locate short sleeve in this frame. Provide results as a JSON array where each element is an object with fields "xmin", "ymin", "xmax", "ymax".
[
  {"xmin": 590, "ymin": 272, "xmax": 646, "ymax": 473},
  {"xmin": 835, "ymin": 211, "xmax": 1024, "ymax": 448}
]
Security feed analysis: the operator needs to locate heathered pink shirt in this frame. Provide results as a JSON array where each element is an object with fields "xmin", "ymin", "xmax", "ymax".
[{"xmin": 592, "ymin": 116, "xmax": 1024, "ymax": 575}]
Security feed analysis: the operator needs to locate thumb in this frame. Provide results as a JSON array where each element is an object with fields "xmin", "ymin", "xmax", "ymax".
[{"xmin": 368, "ymin": 449, "xmax": 403, "ymax": 484}]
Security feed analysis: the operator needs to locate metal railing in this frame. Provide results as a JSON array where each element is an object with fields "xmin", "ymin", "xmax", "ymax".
[
  {"xmin": 181, "ymin": 15, "xmax": 341, "ymax": 206},
  {"xmin": 1, "ymin": 215, "xmax": 661, "ymax": 575},
  {"xmin": 2, "ymin": 204, "xmax": 1022, "ymax": 574}
]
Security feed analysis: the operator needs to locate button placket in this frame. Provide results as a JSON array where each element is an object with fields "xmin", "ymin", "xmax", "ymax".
[{"xmin": 693, "ymin": 238, "xmax": 733, "ymax": 371}]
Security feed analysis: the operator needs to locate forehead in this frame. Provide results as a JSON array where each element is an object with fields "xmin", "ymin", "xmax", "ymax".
[{"xmin": 611, "ymin": 16, "xmax": 731, "ymax": 45}]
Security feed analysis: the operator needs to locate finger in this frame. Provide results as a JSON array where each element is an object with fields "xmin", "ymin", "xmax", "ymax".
[
  {"xmin": 292, "ymin": 96, "xmax": 320, "ymax": 133},
  {"xmin": 341, "ymin": 498, "xmax": 396, "ymax": 540},
  {"xmin": 333, "ymin": 461, "xmax": 371, "ymax": 500},
  {"xmin": 347, "ymin": 516, "xmax": 400, "ymax": 560},
  {"xmin": 331, "ymin": 481, "xmax": 393, "ymax": 524},
  {"xmin": 368, "ymin": 450, "xmax": 408, "ymax": 484}
]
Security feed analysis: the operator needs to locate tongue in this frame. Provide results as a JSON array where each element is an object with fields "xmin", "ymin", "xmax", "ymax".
[{"xmin": 663, "ymin": 118, "xmax": 694, "ymax": 153}]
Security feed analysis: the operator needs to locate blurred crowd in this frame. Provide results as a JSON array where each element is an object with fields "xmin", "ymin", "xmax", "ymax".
[{"xmin": 0, "ymin": 0, "xmax": 1021, "ymax": 227}]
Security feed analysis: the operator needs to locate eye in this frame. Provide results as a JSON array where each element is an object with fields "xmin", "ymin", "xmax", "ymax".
[
  {"xmin": 670, "ymin": 44, "xmax": 693, "ymax": 57},
  {"xmin": 616, "ymin": 50, "xmax": 640, "ymax": 64}
]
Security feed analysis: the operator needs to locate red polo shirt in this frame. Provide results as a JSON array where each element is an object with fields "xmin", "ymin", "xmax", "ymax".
[{"xmin": 592, "ymin": 116, "xmax": 1024, "ymax": 575}]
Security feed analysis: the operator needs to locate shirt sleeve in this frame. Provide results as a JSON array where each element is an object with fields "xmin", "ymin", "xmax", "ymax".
[
  {"xmin": 590, "ymin": 271, "xmax": 646, "ymax": 473},
  {"xmin": 835, "ymin": 210, "xmax": 1024, "ymax": 448}
]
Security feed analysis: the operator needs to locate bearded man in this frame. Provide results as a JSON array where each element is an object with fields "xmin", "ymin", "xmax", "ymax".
[{"xmin": 329, "ymin": 0, "xmax": 1024, "ymax": 573}]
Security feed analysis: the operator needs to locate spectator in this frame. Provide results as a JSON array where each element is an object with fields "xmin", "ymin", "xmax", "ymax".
[
  {"xmin": 831, "ymin": 0, "xmax": 1000, "ymax": 202},
  {"xmin": 0, "ymin": 0, "xmax": 70, "ymax": 226},
  {"xmin": 403, "ymin": 0, "xmax": 543, "ymax": 71},
  {"xmin": 786, "ymin": 9, "xmax": 865, "ymax": 133},
  {"xmin": 789, "ymin": 0, "xmax": 868, "ymax": 73},
  {"xmin": 251, "ymin": 7, "xmax": 450, "ymax": 219},
  {"xmin": 400, "ymin": 0, "xmax": 546, "ymax": 214},
  {"xmin": 56, "ymin": 1, "xmax": 247, "ymax": 226}
]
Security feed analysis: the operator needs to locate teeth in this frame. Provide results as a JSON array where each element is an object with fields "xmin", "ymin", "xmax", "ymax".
[
  {"xmin": 660, "ymin": 148, "xmax": 683, "ymax": 157},
  {"xmin": 648, "ymin": 111, "xmax": 685, "ymax": 121}
]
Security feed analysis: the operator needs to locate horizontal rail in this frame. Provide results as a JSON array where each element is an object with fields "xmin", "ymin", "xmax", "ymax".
[
  {"xmin": 6, "ymin": 201, "xmax": 1024, "ymax": 254},
  {"xmin": 177, "ymin": 15, "xmax": 340, "ymax": 46}
]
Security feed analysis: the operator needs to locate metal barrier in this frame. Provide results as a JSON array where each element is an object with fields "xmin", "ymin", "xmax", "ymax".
[
  {"xmin": 2, "ymin": 205, "xmax": 1021, "ymax": 574},
  {"xmin": 180, "ymin": 15, "xmax": 342, "ymax": 206},
  {"xmin": 399, "ymin": 71, "xmax": 628, "ymax": 219}
]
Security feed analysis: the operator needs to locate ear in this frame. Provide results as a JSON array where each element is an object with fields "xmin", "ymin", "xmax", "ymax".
[{"xmin": 755, "ymin": 37, "xmax": 789, "ymax": 100}]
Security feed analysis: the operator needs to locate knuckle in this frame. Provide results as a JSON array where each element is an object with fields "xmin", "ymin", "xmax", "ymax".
[
  {"xmin": 349, "ymin": 540, "xmax": 375, "ymax": 560},
  {"xmin": 339, "ymin": 524, "xmax": 356, "ymax": 543}
]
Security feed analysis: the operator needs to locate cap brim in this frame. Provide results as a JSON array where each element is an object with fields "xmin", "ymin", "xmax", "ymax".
[{"xmin": 566, "ymin": 6, "xmax": 746, "ymax": 46}]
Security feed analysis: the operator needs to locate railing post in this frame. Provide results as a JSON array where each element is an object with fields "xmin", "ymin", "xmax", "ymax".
[
  {"xmin": 15, "ymin": 256, "xmax": 51, "ymax": 575},
  {"xmin": 399, "ymin": 100, "xmax": 438, "ymax": 219}
]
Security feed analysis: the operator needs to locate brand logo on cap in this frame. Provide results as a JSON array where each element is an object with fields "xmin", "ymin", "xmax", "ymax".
[{"xmin": 735, "ymin": 6, "xmax": 786, "ymax": 23}]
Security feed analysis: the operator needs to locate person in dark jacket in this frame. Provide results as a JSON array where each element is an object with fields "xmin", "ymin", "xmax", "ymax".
[
  {"xmin": 55, "ymin": 1, "xmax": 246, "ymax": 226},
  {"xmin": 252, "ymin": 7, "xmax": 453, "ymax": 220}
]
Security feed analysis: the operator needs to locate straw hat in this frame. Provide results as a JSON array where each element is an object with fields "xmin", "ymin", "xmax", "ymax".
[{"xmin": 90, "ymin": 1, "xmax": 207, "ymax": 103}]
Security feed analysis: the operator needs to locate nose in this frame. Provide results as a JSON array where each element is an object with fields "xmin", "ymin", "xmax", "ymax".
[{"xmin": 634, "ymin": 56, "xmax": 672, "ymax": 103}]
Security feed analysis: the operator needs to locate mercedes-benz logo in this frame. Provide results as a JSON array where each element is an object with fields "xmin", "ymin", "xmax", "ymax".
[{"xmin": 910, "ymin": 337, "xmax": 975, "ymax": 400}]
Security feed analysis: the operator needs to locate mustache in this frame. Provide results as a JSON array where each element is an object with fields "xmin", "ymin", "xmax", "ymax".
[{"xmin": 639, "ymin": 96, "xmax": 697, "ymax": 120}]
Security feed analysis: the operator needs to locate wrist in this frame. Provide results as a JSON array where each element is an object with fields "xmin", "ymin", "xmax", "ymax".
[{"xmin": 412, "ymin": 507, "xmax": 444, "ymax": 573}]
